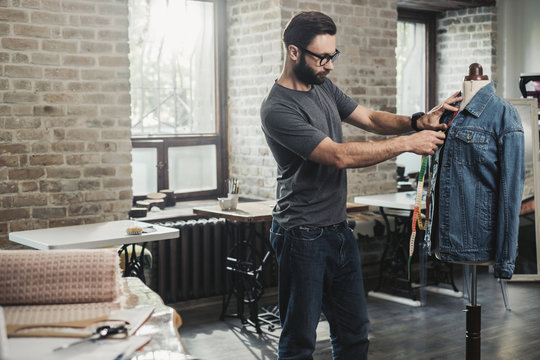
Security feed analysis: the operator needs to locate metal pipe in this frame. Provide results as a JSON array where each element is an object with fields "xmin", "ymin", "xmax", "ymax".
[{"xmin": 470, "ymin": 265, "xmax": 477, "ymax": 306}]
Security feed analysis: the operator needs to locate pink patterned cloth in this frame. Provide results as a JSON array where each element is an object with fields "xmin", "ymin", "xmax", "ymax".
[{"xmin": 0, "ymin": 249, "xmax": 122, "ymax": 305}]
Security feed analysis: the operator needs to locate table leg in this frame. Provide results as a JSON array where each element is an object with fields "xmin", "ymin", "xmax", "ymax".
[
  {"xmin": 419, "ymin": 240, "xmax": 427, "ymax": 306},
  {"xmin": 118, "ymin": 242, "xmax": 148, "ymax": 283},
  {"xmin": 220, "ymin": 221, "xmax": 278, "ymax": 333},
  {"xmin": 374, "ymin": 207, "xmax": 393, "ymax": 292},
  {"xmin": 368, "ymin": 207, "xmax": 422, "ymax": 306}
]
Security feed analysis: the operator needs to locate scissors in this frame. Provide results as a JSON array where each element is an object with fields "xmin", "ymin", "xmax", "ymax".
[{"xmin": 53, "ymin": 325, "xmax": 128, "ymax": 351}]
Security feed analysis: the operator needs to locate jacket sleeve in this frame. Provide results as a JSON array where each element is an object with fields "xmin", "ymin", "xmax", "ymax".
[{"xmin": 494, "ymin": 106, "xmax": 525, "ymax": 279}]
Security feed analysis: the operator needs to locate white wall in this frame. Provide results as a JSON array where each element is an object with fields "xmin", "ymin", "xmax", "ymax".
[{"xmin": 496, "ymin": 0, "xmax": 540, "ymax": 99}]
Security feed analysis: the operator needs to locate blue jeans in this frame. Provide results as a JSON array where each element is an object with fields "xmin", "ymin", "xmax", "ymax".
[{"xmin": 270, "ymin": 220, "xmax": 370, "ymax": 360}]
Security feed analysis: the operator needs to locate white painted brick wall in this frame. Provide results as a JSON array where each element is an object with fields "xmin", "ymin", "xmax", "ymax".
[
  {"xmin": 228, "ymin": 0, "xmax": 400, "ymax": 200},
  {"xmin": 436, "ymin": 7, "xmax": 497, "ymax": 102},
  {"xmin": 0, "ymin": 0, "xmax": 498, "ymax": 248},
  {"xmin": 0, "ymin": 0, "xmax": 132, "ymax": 248}
]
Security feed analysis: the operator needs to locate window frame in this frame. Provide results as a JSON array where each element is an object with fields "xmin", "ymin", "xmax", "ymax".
[
  {"xmin": 397, "ymin": 9, "xmax": 437, "ymax": 109},
  {"xmin": 130, "ymin": 0, "xmax": 228, "ymax": 201}
]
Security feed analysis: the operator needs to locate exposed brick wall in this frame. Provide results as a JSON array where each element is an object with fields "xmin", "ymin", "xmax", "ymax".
[
  {"xmin": 436, "ymin": 6, "xmax": 497, "ymax": 102},
  {"xmin": 226, "ymin": 0, "xmax": 282, "ymax": 200},
  {"xmin": 0, "ymin": 0, "xmax": 132, "ymax": 248},
  {"xmin": 0, "ymin": 0, "xmax": 498, "ymax": 250},
  {"xmin": 227, "ymin": 0, "xmax": 399, "ymax": 201}
]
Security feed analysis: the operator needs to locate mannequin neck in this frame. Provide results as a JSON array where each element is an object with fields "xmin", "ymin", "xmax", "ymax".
[{"xmin": 461, "ymin": 80, "xmax": 490, "ymax": 109}]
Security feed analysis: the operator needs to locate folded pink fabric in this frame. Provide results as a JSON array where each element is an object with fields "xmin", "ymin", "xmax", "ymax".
[{"xmin": 0, "ymin": 249, "xmax": 122, "ymax": 305}]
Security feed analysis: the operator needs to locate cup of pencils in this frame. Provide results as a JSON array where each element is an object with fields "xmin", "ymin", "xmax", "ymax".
[{"xmin": 218, "ymin": 178, "xmax": 239, "ymax": 210}]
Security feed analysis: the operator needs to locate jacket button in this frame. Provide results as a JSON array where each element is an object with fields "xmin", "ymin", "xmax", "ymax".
[{"xmin": 467, "ymin": 134, "xmax": 472, "ymax": 141}]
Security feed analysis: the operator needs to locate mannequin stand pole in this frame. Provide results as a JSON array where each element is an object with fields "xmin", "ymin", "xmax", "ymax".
[{"xmin": 466, "ymin": 265, "xmax": 481, "ymax": 360}]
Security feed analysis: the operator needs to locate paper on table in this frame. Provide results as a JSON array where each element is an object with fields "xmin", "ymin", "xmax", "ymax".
[
  {"xmin": 110, "ymin": 305, "xmax": 154, "ymax": 336},
  {"xmin": 5, "ymin": 335, "xmax": 151, "ymax": 360}
]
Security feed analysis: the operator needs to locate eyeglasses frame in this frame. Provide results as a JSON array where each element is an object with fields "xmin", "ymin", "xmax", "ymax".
[{"xmin": 296, "ymin": 45, "xmax": 340, "ymax": 66}]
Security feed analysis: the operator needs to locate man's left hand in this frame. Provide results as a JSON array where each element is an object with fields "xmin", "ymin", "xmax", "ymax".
[{"xmin": 418, "ymin": 92, "xmax": 462, "ymax": 131}]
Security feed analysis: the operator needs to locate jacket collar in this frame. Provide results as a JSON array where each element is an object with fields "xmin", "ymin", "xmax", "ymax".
[{"xmin": 462, "ymin": 81, "xmax": 495, "ymax": 118}]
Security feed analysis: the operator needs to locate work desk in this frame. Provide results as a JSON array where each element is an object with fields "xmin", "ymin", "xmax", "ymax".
[
  {"xmin": 8, "ymin": 220, "xmax": 179, "ymax": 283},
  {"xmin": 354, "ymin": 191, "xmax": 426, "ymax": 306},
  {"xmin": 354, "ymin": 191, "xmax": 418, "ymax": 211},
  {"xmin": 8, "ymin": 220, "xmax": 179, "ymax": 250},
  {"xmin": 192, "ymin": 200, "xmax": 275, "ymax": 333},
  {"xmin": 354, "ymin": 191, "xmax": 460, "ymax": 306},
  {"xmin": 191, "ymin": 199, "xmax": 369, "ymax": 333},
  {"xmin": 136, "ymin": 199, "xmax": 218, "ymax": 222},
  {"xmin": 5, "ymin": 277, "xmax": 193, "ymax": 359},
  {"xmin": 192, "ymin": 200, "xmax": 275, "ymax": 223},
  {"xmin": 192, "ymin": 200, "xmax": 368, "ymax": 222}
]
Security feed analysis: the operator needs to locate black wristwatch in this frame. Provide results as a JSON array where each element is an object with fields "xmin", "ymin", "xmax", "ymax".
[{"xmin": 410, "ymin": 112, "xmax": 425, "ymax": 132}]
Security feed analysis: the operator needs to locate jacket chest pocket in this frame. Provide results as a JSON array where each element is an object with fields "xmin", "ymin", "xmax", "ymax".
[{"xmin": 453, "ymin": 129, "xmax": 489, "ymax": 166}]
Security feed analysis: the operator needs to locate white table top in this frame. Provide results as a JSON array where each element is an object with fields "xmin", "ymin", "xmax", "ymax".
[
  {"xmin": 354, "ymin": 191, "xmax": 424, "ymax": 211},
  {"xmin": 9, "ymin": 220, "xmax": 179, "ymax": 250}
]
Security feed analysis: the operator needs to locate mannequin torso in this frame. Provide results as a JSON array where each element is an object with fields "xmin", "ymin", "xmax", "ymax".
[
  {"xmin": 460, "ymin": 80, "xmax": 491, "ymax": 109},
  {"xmin": 434, "ymin": 63, "xmax": 494, "ymax": 266}
]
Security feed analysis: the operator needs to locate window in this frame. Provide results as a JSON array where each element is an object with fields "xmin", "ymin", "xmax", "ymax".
[
  {"xmin": 128, "ymin": 0, "xmax": 227, "ymax": 200},
  {"xmin": 396, "ymin": 9, "xmax": 436, "ymax": 175},
  {"xmin": 396, "ymin": 21, "xmax": 426, "ymax": 115}
]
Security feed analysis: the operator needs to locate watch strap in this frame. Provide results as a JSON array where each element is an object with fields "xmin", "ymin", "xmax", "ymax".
[{"xmin": 410, "ymin": 112, "xmax": 425, "ymax": 131}]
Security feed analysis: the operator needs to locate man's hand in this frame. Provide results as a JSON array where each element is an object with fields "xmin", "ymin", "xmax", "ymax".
[
  {"xmin": 406, "ymin": 130, "xmax": 446, "ymax": 156},
  {"xmin": 417, "ymin": 92, "xmax": 462, "ymax": 131}
]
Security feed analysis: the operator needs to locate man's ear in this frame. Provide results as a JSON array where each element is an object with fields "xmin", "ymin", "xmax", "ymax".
[{"xmin": 288, "ymin": 44, "xmax": 300, "ymax": 61}]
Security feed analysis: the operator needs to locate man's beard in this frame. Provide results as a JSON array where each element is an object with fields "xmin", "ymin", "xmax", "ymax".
[{"xmin": 293, "ymin": 55, "xmax": 327, "ymax": 86}]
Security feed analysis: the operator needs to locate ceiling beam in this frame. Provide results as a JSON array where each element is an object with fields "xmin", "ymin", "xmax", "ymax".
[{"xmin": 397, "ymin": 0, "xmax": 496, "ymax": 12}]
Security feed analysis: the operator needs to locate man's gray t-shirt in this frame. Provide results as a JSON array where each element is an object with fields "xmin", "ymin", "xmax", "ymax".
[{"xmin": 260, "ymin": 79, "xmax": 357, "ymax": 230}]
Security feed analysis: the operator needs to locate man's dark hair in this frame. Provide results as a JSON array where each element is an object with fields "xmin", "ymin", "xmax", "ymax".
[{"xmin": 282, "ymin": 11, "xmax": 337, "ymax": 49}]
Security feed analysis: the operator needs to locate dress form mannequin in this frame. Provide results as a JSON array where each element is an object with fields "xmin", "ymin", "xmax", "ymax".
[
  {"xmin": 453, "ymin": 63, "xmax": 493, "ymax": 267},
  {"xmin": 432, "ymin": 63, "xmax": 495, "ymax": 266},
  {"xmin": 451, "ymin": 64, "xmax": 510, "ymax": 360},
  {"xmin": 460, "ymin": 63, "xmax": 490, "ymax": 109}
]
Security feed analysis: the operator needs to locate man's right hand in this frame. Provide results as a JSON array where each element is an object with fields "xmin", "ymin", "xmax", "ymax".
[
  {"xmin": 407, "ymin": 130, "xmax": 446, "ymax": 155},
  {"xmin": 417, "ymin": 91, "xmax": 462, "ymax": 131}
]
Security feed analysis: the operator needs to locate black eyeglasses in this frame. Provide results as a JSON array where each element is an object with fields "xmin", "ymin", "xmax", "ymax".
[{"xmin": 297, "ymin": 46, "xmax": 340, "ymax": 66}]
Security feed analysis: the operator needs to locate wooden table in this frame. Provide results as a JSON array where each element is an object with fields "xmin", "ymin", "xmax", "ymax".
[
  {"xmin": 192, "ymin": 199, "xmax": 370, "ymax": 332},
  {"xmin": 192, "ymin": 200, "xmax": 275, "ymax": 223},
  {"xmin": 193, "ymin": 200, "xmax": 276, "ymax": 333},
  {"xmin": 193, "ymin": 200, "xmax": 367, "ymax": 222}
]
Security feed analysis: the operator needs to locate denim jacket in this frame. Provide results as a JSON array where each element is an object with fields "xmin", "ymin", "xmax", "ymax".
[{"xmin": 424, "ymin": 82, "xmax": 525, "ymax": 279}]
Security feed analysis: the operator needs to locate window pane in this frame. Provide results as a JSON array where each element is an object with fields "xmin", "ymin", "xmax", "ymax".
[
  {"xmin": 169, "ymin": 145, "xmax": 217, "ymax": 193},
  {"xmin": 396, "ymin": 21, "xmax": 426, "ymax": 114},
  {"xmin": 396, "ymin": 20, "xmax": 426, "ymax": 175},
  {"xmin": 129, "ymin": 0, "xmax": 216, "ymax": 135},
  {"xmin": 132, "ymin": 148, "xmax": 158, "ymax": 196}
]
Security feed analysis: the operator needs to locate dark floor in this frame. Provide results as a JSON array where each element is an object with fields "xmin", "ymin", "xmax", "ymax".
[{"xmin": 172, "ymin": 268, "xmax": 540, "ymax": 360}]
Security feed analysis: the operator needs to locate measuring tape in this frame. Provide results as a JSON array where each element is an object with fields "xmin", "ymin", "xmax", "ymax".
[
  {"xmin": 408, "ymin": 155, "xmax": 428, "ymax": 279},
  {"xmin": 408, "ymin": 107, "xmax": 459, "ymax": 279}
]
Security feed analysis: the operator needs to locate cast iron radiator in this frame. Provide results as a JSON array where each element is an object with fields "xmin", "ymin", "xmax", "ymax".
[{"xmin": 149, "ymin": 218, "xmax": 276, "ymax": 303}]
